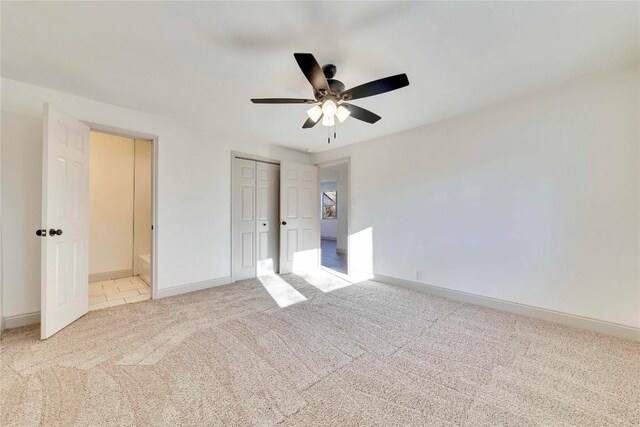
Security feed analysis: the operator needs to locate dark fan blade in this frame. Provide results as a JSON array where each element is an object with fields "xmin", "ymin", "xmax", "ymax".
[
  {"xmin": 294, "ymin": 53, "xmax": 329, "ymax": 94},
  {"xmin": 340, "ymin": 74, "xmax": 409, "ymax": 100},
  {"xmin": 251, "ymin": 98, "xmax": 314, "ymax": 104},
  {"xmin": 302, "ymin": 115, "xmax": 322, "ymax": 129},
  {"xmin": 341, "ymin": 103, "xmax": 381, "ymax": 124}
]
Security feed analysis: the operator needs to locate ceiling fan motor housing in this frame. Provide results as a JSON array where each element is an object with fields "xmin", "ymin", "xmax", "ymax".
[
  {"xmin": 322, "ymin": 64, "xmax": 337, "ymax": 79},
  {"xmin": 327, "ymin": 79, "xmax": 345, "ymax": 93},
  {"xmin": 317, "ymin": 64, "xmax": 346, "ymax": 98}
]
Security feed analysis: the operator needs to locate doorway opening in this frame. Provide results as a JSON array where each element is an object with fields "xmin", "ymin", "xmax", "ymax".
[
  {"xmin": 318, "ymin": 160, "xmax": 349, "ymax": 275},
  {"xmin": 87, "ymin": 131, "xmax": 153, "ymax": 310}
]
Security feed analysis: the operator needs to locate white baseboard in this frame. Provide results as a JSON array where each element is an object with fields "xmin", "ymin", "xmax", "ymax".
[
  {"xmin": 374, "ymin": 274, "xmax": 640, "ymax": 342},
  {"xmin": 336, "ymin": 248, "xmax": 347, "ymax": 255},
  {"xmin": 9, "ymin": 274, "xmax": 633, "ymax": 341},
  {"xmin": 4, "ymin": 311, "xmax": 40, "ymax": 329},
  {"xmin": 89, "ymin": 269, "xmax": 133, "ymax": 282},
  {"xmin": 3, "ymin": 277, "xmax": 233, "ymax": 330},
  {"xmin": 156, "ymin": 276, "xmax": 232, "ymax": 299}
]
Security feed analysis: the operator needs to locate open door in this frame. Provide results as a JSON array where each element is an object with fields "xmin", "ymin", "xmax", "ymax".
[
  {"xmin": 280, "ymin": 162, "xmax": 319, "ymax": 274},
  {"xmin": 40, "ymin": 104, "xmax": 90, "ymax": 339}
]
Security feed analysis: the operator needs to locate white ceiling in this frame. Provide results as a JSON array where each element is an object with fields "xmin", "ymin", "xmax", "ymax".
[{"xmin": 2, "ymin": 2, "xmax": 638, "ymax": 153}]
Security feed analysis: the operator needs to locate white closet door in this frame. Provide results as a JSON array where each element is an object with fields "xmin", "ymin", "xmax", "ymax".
[
  {"xmin": 256, "ymin": 162, "xmax": 280, "ymax": 276},
  {"xmin": 233, "ymin": 158, "xmax": 256, "ymax": 280},
  {"xmin": 280, "ymin": 162, "xmax": 319, "ymax": 274},
  {"xmin": 41, "ymin": 104, "xmax": 90, "ymax": 339}
]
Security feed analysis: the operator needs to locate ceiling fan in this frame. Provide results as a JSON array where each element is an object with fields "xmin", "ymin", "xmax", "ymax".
[{"xmin": 251, "ymin": 53, "xmax": 409, "ymax": 130}]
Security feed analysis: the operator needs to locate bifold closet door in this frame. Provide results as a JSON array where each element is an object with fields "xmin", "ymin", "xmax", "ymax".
[
  {"xmin": 256, "ymin": 162, "xmax": 279, "ymax": 276},
  {"xmin": 233, "ymin": 158, "xmax": 256, "ymax": 280}
]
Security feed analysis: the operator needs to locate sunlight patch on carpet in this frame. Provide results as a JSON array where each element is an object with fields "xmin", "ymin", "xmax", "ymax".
[
  {"xmin": 258, "ymin": 274, "xmax": 307, "ymax": 307},
  {"xmin": 296, "ymin": 269, "xmax": 353, "ymax": 293}
]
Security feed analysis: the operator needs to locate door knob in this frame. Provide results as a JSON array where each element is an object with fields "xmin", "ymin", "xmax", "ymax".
[
  {"xmin": 281, "ymin": 221, "xmax": 287, "ymax": 225},
  {"xmin": 36, "ymin": 229, "xmax": 46, "ymax": 237},
  {"xmin": 262, "ymin": 223, "xmax": 267, "ymax": 226},
  {"xmin": 49, "ymin": 229, "xmax": 63, "ymax": 236}
]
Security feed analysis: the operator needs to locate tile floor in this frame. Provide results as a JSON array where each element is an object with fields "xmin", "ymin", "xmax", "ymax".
[
  {"xmin": 321, "ymin": 238, "xmax": 347, "ymax": 274},
  {"xmin": 89, "ymin": 275, "xmax": 151, "ymax": 311}
]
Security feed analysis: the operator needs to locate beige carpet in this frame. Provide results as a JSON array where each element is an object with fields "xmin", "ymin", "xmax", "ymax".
[{"xmin": 1, "ymin": 274, "xmax": 638, "ymax": 426}]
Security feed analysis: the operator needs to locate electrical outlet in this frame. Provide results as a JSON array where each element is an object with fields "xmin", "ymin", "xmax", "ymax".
[{"xmin": 415, "ymin": 270, "xmax": 423, "ymax": 281}]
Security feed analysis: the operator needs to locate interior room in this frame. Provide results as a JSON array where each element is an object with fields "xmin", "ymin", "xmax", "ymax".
[
  {"xmin": 0, "ymin": 2, "xmax": 638, "ymax": 426},
  {"xmin": 88, "ymin": 131, "xmax": 152, "ymax": 310}
]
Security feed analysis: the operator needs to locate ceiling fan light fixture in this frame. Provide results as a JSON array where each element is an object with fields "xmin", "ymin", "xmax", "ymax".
[
  {"xmin": 336, "ymin": 105, "xmax": 351, "ymax": 123},
  {"xmin": 251, "ymin": 53, "xmax": 409, "ymax": 130},
  {"xmin": 321, "ymin": 100, "xmax": 337, "ymax": 118},
  {"xmin": 306, "ymin": 105, "xmax": 323, "ymax": 122},
  {"xmin": 321, "ymin": 115, "xmax": 335, "ymax": 127}
]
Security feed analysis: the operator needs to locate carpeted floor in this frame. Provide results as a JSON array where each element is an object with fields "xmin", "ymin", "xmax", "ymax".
[{"xmin": 1, "ymin": 273, "xmax": 639, "ymax": 426}]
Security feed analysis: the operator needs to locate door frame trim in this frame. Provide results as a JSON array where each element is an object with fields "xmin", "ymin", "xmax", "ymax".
[
  {"xmin": 316, "ymin": 157, "xmax": 351, "ymax": 277},
  {"xmin": 230, "ymin": 152, "xmax": 281, "ymax": 283},
  {"xmin": 85, "ymin": 123, "xmax": 159, "ymax": 300}
]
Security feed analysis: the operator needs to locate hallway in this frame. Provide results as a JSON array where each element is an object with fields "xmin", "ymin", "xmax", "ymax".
[{"xmin": 321, "ymin": 239, "xmax": 347, "ymax": 274}]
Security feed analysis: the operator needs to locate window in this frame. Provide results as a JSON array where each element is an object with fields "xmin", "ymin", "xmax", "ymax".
[{"xmin": 322, "ymin": 191, "xmax": 337, "ymax": 219}]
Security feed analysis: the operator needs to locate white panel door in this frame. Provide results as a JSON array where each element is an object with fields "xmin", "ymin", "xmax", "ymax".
[
  {"xmin": 256, "ymin": 162, "xmax": 280, "ymax": 276},
  {"xmin": 41, "ymin": 104, "xmax": 90, "ymax": 339},
  {"xmin": 280, "ymin": 162, "xmax": 319, "ymax": 274},
  {"xmin": 233, "ymin": 158, "xmax": 256, "ymax": 280}
]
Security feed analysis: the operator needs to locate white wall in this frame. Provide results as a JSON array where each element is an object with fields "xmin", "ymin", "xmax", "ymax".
[
  {"xmin": 89, "ymin": 132, "xmax": 135, "ymax": 275},
  {"xmin": 1, "ymin": 78, "xmax": 309, "ymax": 319},
  {"xmin": 0, "ymin": 112, "xmax": 3, "ymax": 332},
  {"xmin": 313, "ymin": 65, "xmax": 639, "ymax": 328},
  {"xmin": 320, "ymin": 181, "xmax": 338, "ymax": 239},
  {"xmin": 1, "ymin": 107, "xmax": 41, "ymax": 318},
  {"xmin": 133, "ymin": 139, "xmax": 152, "ymax": 264}
]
